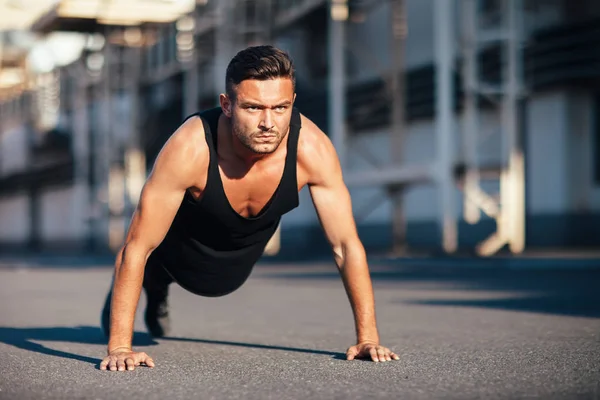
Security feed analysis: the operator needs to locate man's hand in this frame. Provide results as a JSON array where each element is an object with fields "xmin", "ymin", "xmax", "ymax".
[
  {"xmin": 99, "ymin": 348, "xmax": 155, "ymax": 371},
  {"xmin": 346, "ymin": 342, "xmax": 400, "ymax": 362}
]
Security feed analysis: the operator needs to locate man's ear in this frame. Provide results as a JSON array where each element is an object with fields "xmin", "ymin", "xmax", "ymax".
[{"xmin": 219, "ymin": 93, "xmax": 232, "ymax": 117}]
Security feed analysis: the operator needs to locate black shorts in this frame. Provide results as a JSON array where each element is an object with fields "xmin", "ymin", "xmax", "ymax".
[{"xmin": 146, "ymin": 250, "xmax": 256, "ymax": 298}]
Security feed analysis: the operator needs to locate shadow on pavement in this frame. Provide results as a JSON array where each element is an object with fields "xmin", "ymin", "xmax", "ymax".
[
  {"xmin": 259, "ymin": 262, "xmax": 600, "ymax": 319},
  {"xmin": 401, "ymin": 292, "xmax": 600, "ymax": 318},
  {"xmin": 0, "ymin": 326, "xmax": 348, "ymax": 364},
  {"xmin": 160, "ymin": 336, "xmax": 347, "ymax": 360},
  {"xmin": 0, "ymin": 326, "xmax": 157, "ymax": 365}
]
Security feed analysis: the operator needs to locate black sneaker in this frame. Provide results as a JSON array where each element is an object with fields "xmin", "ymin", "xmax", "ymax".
[
  {"xmin": 144, "ymin": 292, "xmax": 171, "ymax": 338},
  {"xmin": 100, "ymin": 289, "xmax": 112, "ymax": 338},
  {"xmin": 101, "ymin": 288, "xmax": 171, "ymax": 338}
]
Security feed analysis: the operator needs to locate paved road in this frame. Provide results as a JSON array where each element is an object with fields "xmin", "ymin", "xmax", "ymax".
[{"xmin": 0, "ymin": 258, "xmax": 599, "ymax": 400}]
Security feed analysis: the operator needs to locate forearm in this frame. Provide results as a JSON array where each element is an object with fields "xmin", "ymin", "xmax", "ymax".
[
  {"xmin": 107, "ymin": 245, "xmax": 146, "ymax": 353},
  {"xmin": 337, "ymin": 240, "xmax": 380, "ymax": 344}
]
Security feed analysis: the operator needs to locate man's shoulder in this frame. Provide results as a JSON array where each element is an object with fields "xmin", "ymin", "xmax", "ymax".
[
  {"xmin": 297, "ymin": 113, "xmax": 338, "ymax": 178},
  {"xmin": 298, "ymin": 113, "xmax": 327, "ymax": 143},
  {"xmin": 298, "ymin": 113, "xmax": 333, "ymax": 153},
  {"xmin": 197, "ymin": 106, "xmax": 223, "ymax": 120},
  {"xmin": 161, "ymin": 113, "xmax": 209, "ymax": 162},
  {"xmin": 182, "ymin": 106, "xmax": 222, "ymax": 126}
]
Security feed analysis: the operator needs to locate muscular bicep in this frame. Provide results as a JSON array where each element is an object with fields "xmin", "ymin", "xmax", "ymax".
[
  {"xmin": 309, "ymin": 178, "xmax": 360, "ymax": 254},
  {"xmin": 125, "ymin": 173, "xmax": 185, "ymax": 255},
  {"xmin": 304, "ymin": 125, "xmax": 361, "ymax": 256},
  {"xmin": 123, "ymin": 118, "xmax": 205, "ymax": 257}
]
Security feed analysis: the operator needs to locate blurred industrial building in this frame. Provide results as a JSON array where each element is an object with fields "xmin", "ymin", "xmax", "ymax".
[{"xmin": 0, "ymin": 0, "xmax": 599, "ymax": 258}]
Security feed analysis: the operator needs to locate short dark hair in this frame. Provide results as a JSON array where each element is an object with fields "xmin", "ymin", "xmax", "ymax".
[{"xmin": 225, "ymin": 45, "xmax": 296, "ymax": 99}]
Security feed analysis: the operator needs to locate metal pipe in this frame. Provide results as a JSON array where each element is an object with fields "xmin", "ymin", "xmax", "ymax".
[
  {"xmin": 505, "ymin": 0, "xmax": 525, "ymax": 253},
  {"xmin": 328, "ymin": 0, "xmax": 347, "ymax": 168},
  {"xmin": 461, "ymin": 0, "xmax": 481, "ymax": 225},
  {"xmin": 389, "ymin": 0, "xmax": 407, "ymax": 253},
  {"xmin": 434, "ymin": 0, "xmax": 457, "ymax": 253}
]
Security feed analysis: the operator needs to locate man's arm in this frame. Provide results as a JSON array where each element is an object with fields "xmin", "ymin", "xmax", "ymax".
[
  {"xmin": 306, "ymin": 134, "xmax": 379, "ymax": 344},
  {"xmin": 301, "ymin": 117, "xmax": 398, "ymax": 362},
  {"xmin": 106, "ymin": 117, "xmax": 207, "ymax": 356}
]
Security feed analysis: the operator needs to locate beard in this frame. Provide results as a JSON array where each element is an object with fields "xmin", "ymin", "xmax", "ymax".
[{"xmin": 231, "ymin": 116, "xmax": 287, "ymax": 155}]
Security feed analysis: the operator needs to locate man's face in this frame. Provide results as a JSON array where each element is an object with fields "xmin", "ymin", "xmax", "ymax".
[{"xmin": 221, "ymin": 78, "xmax": 295, "ymax": 155}]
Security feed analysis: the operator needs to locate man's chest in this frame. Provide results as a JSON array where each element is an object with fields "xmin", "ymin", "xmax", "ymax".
[{"xmin": 190, "ymin": 158, "xmax": 308, "ymax": 218}]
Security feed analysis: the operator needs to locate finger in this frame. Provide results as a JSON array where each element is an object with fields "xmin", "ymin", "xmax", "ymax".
[
  {"xmin": 125, "ymin": 358, "xmax": 136, "ymax": 371},
  {"xmin": 370, "ymin": 348, "xmax": 379, "ymax": 362},
  {"xmin": 109, "ymin": 358, "xmax": 118, "ymax": 372},
  {"xmin": 144, "ymin": 356, "xmax": 155, "ymax": 368},
  {"xmin": 391, "ymin": 352, "xmax": 400, "ymax": 360},
  {"xmin": 346, "ymin": 347, "xmax": 358, "ymax": 361},
  {"xmin": 136, "ymin": 352, "xmax": 155, "ymax": 368},
  {"xmin": 376, "ymin": 347, "xmax": 390, "ymax": 362},
  {"xmin": 117, "ymin": 358, "xmax": 126, "ymax": 372},
  {"xmin": 99, "ymin": 358, "xmax": 109, "ymax": 371},
  {"xmin": 377, "ymin": 348, "xmax": 386, "ymax": 362}
]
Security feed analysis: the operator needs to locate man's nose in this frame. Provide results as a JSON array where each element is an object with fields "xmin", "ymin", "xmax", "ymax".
[{"xmin": 260, "ymin": 110, "xmax": 274, "ymax": 131}]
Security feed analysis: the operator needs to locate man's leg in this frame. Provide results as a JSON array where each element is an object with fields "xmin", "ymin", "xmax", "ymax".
[
  {"xmin": 142, "ymin": 256, "xmax": 173, "ymax": 338},
  {"xmin": 101, "ymin": 255, "xmax": 173, "ymax": 338}
]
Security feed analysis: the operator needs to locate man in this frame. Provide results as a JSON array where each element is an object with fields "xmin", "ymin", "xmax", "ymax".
[{"xmin": 99, "ymin": 45, "xmax": 399, "ymax": 372}]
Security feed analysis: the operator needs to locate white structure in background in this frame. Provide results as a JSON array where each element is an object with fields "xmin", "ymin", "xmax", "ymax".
[
  {"xmin": 280, "ymin": 0, "xmax": 600, "ymax": 254},
  {"xmin": 459, "ymin": 0, "xmax": 526, "ymax": 256},
  {"xmin": 0, "ymin": 0, "xmax": 599, "ymax": 256}
]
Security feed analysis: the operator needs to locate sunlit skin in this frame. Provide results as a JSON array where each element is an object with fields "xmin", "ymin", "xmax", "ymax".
[
  {"xmin": 98, "ymin": 76, "xmax": 399, "ymax": 372},
  {"xmin": 219, "ymin": 78, "xmax": 297, "ymax": 159}
]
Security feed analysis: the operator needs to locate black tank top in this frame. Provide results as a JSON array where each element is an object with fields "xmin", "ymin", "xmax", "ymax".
[{"xmin": 153, "ymin": 107, "xmax": 301, "ymax": 297}]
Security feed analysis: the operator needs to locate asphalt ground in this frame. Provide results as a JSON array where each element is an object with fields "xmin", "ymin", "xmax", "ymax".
[{"xmin": 0, "ymin": 256, "xmax": 599, "ymax": 400}]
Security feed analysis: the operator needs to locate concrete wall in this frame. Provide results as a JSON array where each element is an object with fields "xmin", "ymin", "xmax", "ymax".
[
  {"xmin": 526, "ymin": 90, "xmax": 599, "ymax": 214},
  {"xmin": 565, "ymin": 91, "xmax": 600, "ymax": 213},
  {"xmin": 591, "ymin": 95, "xmax": 600, "ymax": 212},
  {"xmin": 39, "ymin": 183, "xmax": 89, "ymax": 245},
  {"xmin": 526, "ymin": 91, "xmax": 569, "ymax": 213},
  {"xmin": 0, "ymin": 183, "xmax": 91, "ymax": 252},
  {"xmin": 0, "ymin": 124, "xmax": 29, "ymax": 175},
  {"xmin": 0, "ymin": 194, "xmax": 30, "ymax": 243}
]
